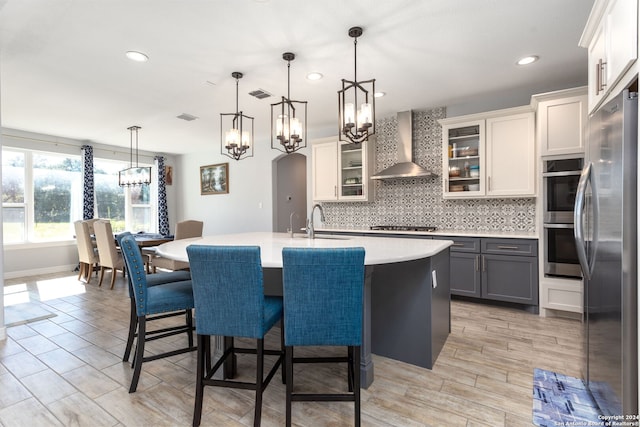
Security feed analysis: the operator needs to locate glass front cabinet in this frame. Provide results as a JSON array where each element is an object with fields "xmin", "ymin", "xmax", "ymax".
[
  {"xmin": 441, "ymin": 120, "xmax": 485, "ymax": 198},
  {"xmin": 311, "ymin": 137, "xmax": 375, "ymax": 202},
  {"xmin": 440, "ymin": 106, "xmax": 536, "ymax": 199}
]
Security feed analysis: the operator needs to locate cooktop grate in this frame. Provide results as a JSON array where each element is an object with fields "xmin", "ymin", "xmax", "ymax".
[{"xmin": 370, "ymin": 225, "xmax": 437, "ymax": 232}]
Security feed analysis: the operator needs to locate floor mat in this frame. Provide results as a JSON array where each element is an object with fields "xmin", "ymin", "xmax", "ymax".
[
  {"xmin": 533, "ymin": 368, "xmax": 603, "ymax": 427},
  {"xmin": 4, "ymin": 302, "xmax": 56, "ymax": 327}
]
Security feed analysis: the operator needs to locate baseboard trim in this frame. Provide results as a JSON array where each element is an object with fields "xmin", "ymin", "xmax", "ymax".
[{"xmin": 3, "ymin": 264, "xmax": 78, "ymax": 280}]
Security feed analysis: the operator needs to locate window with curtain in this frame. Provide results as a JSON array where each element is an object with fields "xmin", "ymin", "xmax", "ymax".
[
  {"xmin": 2, "ymin": 149, "xmax": 83, "ymax": 243},
  {"xmin": 2, "ymin": 147, "xmax": 157, "ymax": 243},
  {"xmin": 93, "ymin": 158, "xmax": 155, "ymax": 233}
]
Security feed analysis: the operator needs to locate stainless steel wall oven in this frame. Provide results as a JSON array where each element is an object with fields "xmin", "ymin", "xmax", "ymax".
[{"xmin": 542, "ymin": 157, "xmax": 583, "ymax": 279}]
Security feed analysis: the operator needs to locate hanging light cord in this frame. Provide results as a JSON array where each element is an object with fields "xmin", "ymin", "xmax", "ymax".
[
  {"xmin": 129, "ymin": 127, "xmax": 133, "ymax": 168},
  {"xmin": 235, "ymin": 76, "xmax": 239, "ymax": 115},
  {"xmin": 353, "ymin": 35, "xmax": 359, "ymax": 119},
  {"xmin": 287, "ymin": 59, "xmax": 291, "ymax": 100},
  {"xmin": 135, "ymin": 127, "xmax": 139, "ymax": 167}
]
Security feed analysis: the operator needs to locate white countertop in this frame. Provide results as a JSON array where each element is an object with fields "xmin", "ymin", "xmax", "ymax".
[
  {"xmin": 156, "ymin": 231, "xmax": 453, "ymax": 268},
  {"xmin": 316, "ymin": 227, "xmax": 538, "ymax": 240}
]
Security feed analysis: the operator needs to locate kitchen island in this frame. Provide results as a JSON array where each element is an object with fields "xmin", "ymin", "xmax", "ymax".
[{"xmin": 157, "ymin": 232, "xmax": 453, "ymax": 387}]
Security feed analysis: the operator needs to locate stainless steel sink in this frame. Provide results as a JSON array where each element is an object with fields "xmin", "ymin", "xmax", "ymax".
[{"xmin": 291, "ymin": 234, "xmax": 350, "ymax": 240}]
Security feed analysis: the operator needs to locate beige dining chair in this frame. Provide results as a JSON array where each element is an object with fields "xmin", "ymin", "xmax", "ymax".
[
  {"xmin": 74, "ymin": 220, "xmax": 100, "ymax": 283},
  {"xmin": 150, "ymin": 220, "xmax": 203, "ymax": 272},
  {"xmin": 94, "ymin": 220, "xmax": 126, "ymax": 289}
]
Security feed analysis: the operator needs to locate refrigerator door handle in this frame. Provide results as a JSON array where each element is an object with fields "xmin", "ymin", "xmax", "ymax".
[{"xmin": 574, "ymin": 162, "xmax": 593, "ymax": 280}]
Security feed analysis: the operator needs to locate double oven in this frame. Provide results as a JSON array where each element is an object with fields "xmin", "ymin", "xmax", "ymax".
[{"xmin": 542, "ymin": 157, "xmax": 583, "ymax": 279}]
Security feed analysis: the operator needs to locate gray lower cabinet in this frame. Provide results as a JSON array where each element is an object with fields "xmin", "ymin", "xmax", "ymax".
[
  {"xmin": 316, "ymin": 231, "xmax": 538, "ymax": 306},
  {"xmin": 445, "ymin": 236, "xmax": 538, "ymax": 306},
  {"xmin": 448, "ymin": 237, "xmax": 481, "ymax": 298},
  {"xmin": 451, "ymin": 252, "xmax": 481, "ymax": 297}
]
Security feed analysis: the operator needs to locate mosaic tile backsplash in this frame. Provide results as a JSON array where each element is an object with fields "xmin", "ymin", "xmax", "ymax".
[{"xmin": 321, "ymin": 108, "xmax": 536, "ymax": 232}]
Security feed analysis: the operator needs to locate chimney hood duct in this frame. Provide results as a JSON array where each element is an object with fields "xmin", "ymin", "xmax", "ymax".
[{"xmin": 371, "ymin": 110, "xmax": 435, "ymax": 180}]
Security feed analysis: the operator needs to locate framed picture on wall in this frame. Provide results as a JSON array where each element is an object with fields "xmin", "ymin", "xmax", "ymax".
[
  {"xmin": 164, "ymin": 165, "xmax": 173, "ymax": 185},
  {"xmin": 200, "ymin": 163, "xmax": 229, "ymax": 195}
]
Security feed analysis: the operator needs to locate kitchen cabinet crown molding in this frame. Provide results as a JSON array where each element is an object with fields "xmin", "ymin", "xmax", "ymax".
[
  {"xmin": 438, "ymin": 104, "xmax": 533, "ymax": 126},
  {"xmin": 578, "ymin": 0, "xmax": 611, "ymax": 47},
  {"xmin": 530, "ymin": 86, "xmax": 588, "ymax": 109}
]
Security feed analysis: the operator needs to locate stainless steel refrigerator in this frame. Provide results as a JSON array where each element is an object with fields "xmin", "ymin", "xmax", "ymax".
[{"xmin": 575, "ymin": 89, "xmax": 638, "ymax": 416}]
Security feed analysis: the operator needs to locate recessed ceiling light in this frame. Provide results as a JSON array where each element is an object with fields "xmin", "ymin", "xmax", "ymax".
[
  {"xmin": 126, "ymin": 51, "xmax": 149, "ymax": 62},
  {"xmin": 374, "ymin": 92, "xmax": 386, "ymax": 98},
  {"xmin": 516, "ymin": 55, "xmax": 539, "ymax": 66},
  {"xmin": 306, "ymin": 72, "xmax": 323, "ymax": 81}
]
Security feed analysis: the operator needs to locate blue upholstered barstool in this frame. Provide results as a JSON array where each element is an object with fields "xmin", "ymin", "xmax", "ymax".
[
  {"xmin": 119, "ymin": 234, "xmax": 196, "ymax": 393},
  {"xmin": 282, "ymin": 247, "xmax": 365, "ymax": 427},
  {"xmin": 187, "ymin": 245, "xmax": 285, "ymax": 427},
  {"xmin": 116, "ymin": 232, "xmax": 192, "ymax": 363}
]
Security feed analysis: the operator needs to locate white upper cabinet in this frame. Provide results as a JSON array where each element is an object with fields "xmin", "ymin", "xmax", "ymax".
[
  {"xmin": 311, "ymin": 136, "xmax": 375, "ymax": 202},
  {"xmin": 580, "ymin": 0, "xmax": 638, "ymax": 112},
  {"xmin": 485, "ymin": 112, "xmax": 536, "ymax": 197},
  {"xmin": 311, "ymin": 140, "xmax": 339, "ymax": 201},
  {"xmin": 440, "ymin": 106, "xmax": 536, "ymax": 199},
  {"xmin": 532, "ymin": 87, "xmax": 588, "ymax": 157}
]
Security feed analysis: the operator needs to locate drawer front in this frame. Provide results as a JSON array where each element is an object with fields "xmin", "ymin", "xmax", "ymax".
[
  {"xmin": 481, "ymin": 238, "xmax": 537, "ymax": 256},
  {"xmin": 439, "ymin": 236, "xmax": 480, "ymax": 253}
]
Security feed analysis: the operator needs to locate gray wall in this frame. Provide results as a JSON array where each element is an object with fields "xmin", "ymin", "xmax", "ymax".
[{"xmin": 321, "ymin": 108, "xmax": 536, "ymax": 232}]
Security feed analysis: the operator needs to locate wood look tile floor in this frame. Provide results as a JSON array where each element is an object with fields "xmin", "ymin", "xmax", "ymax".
[{"xmin": 1, "ymin": 272, "xmax": 583, "ymax": 426}]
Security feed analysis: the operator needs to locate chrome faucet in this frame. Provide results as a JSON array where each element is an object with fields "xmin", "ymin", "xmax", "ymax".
[
  {"xmin": 306, "ymin": 204, "xmax": 325, "ymax": 239},
  {"xmin": 288, "ymin": 211, "xmax": 299, "ymax": 238}
]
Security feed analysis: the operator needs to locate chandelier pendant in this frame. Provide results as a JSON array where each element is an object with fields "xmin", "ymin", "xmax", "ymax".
[
  {"xmin": 221, "ymin": 72, "xmax": 254, "ymax": 160},
  {"xmin": 338, "ymin": 26, "xmax": 376, "ymax": 145},
  {"xmin": 119, "ymin": 125, "xmax": 152, "ymax": 187},
  {"xmin": 271, "ymin": 52, "xmax": 307, "ymax": 154}
]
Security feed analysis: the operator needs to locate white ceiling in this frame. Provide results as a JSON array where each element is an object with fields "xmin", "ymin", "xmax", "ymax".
[{"xmin": 0, "ymin": 0, "xmax": 594, "ymax": 155}]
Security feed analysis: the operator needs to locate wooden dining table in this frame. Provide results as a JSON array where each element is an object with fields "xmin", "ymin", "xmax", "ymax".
[
  {"xmin": 128, "ymin": 233, "xmax": 174, "ymax": 247},
  {"xmin": 115, "ymin": 233, "xmax": 174, "ymax": 273}
]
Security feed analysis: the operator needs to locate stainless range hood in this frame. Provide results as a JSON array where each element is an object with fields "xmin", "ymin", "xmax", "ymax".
[{"xmin": 371, "ymin": 110, "xmax": 435, "ymax": 180}]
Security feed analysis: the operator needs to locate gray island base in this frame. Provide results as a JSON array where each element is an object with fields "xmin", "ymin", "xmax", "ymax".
[{"xmin": 264, "ymin": 247, "xmax": 451, "ymax": 388}]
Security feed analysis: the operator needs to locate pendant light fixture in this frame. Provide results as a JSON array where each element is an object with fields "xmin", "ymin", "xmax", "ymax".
[
  {"xmin": 271, "ymin": 52, "xmax": 307, "ymax": 154},
  {"xmin": 118, "ymin": 125, "xmax": 152, "ymax": 187},
  {"xmin": 221, "ymin": 72, "xmax": 254, "ymax": 160},
  {"xmin": 338, "ymin": 26, "xmax": 376, "ymax": 144}
]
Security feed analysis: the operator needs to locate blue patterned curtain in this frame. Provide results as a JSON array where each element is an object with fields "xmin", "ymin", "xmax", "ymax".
[
  {"xmin": 81, "ymin": 145, "xmax": 94, "ymax": 220},
  {"xmin": 155, "ymin": 156, "xmax": 170, "ymax": 236}
]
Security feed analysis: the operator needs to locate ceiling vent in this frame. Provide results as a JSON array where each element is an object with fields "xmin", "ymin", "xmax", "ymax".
[
  {"xmin": 248, "ymin": 89, "xmax": 272, "ymax": 99},
  {"xmin": 177, "ymin": 113, "xmax": 198, "ymax": 121}
]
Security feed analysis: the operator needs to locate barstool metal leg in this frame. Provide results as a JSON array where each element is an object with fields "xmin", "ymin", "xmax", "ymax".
[
  {"xmin": 129, "ymin": 316, "xmax": 146, "ymax": 393},
  {"xmin": 193, "ymin": 334, "xmax": 206, "ymax": 427},
  {"xmin": 253, "ymin": 338, "xmax": 264, "ymax": 427},
  {"xmin": 123, "ymin": 299, "xmax": 137, "ymax": 362},
  {"xmin": 285, "ymin": 346, "xmax": 293, "ymax": 427},
  {"xmin": 354, "ymin": 345, "xmax": 361, "ymax": 427}
]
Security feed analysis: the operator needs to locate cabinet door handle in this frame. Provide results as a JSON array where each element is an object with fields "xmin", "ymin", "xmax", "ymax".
[
  {"xmin": 445, "ymin": 178, "xmax": 448, "ymax": 192},
  {"xmin": 596, "ymin": 58, "xmax": 607, "ymax": 95},
  {"xmin": 596, "ymin": 60, "xmax": 601, "ymax": 96},
  {"xmin": 482, "ymin": 255, "xmax": 486, "ymax": 272},
  {"xmin": 334, "ymin": 185, "xmax": 337, "ymax": 197},
  {"xmin": 487, "ymin": 176, "xmax": 491, "ymax": 192},
  {"xmin": 475, "ymin": 255, "xmax": 479, "ymax": 272},
  {"xmin": 452, "ymin": 243, "xmax": 465, "ymax": 247},
  {"xmin": 599, "ymin": 58, "xmax": 607, "ymax": 92},
  {"xmin": 497, "ymin": 245, "xmax": 519, "ymax": 250}
]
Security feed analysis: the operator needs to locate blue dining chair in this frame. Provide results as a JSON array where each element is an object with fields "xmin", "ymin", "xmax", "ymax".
[
  {"xmin": 186, "ymin": 245, "xmax": 284, "ymax": 427},
  {"xmin": 116, "ymin": 232, "xmax": 193, "ymax": 363},
  {"xmin": 282, "ymin": 247, "xmax": 365, "ymax": 427},
  {"xmin": 119, "ymin": 234, "xmax": 196, "ymax": 393}
]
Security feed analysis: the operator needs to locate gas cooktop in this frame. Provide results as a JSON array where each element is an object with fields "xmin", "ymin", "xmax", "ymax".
[{"xmin": 370, "ymin": 225, "xmax": 437, "ymax": 232}]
